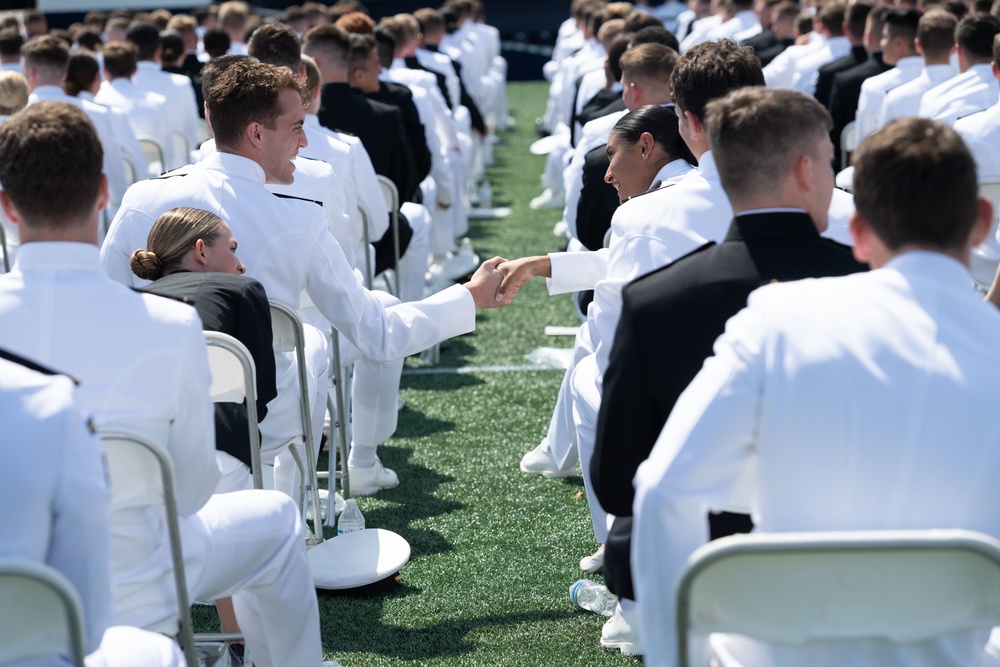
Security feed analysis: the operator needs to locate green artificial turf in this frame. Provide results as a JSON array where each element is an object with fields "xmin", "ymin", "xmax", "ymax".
[{"xmin": 196, "ymin": 81, "xmax": 640, "ymax": 666}]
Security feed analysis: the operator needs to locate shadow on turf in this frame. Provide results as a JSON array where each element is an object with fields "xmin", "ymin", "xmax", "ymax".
[
  {"xmin": 319, "ymin": 604, "xmax": 580, "ymax": 660},
  {"xmin": 327, "ymin": 445, "xmax": 464, "ymax": 558}
]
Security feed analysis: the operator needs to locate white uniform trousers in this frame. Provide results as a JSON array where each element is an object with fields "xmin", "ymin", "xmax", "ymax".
[
  {"xmin": 85, "ymin": 627, "xmax": 185, "ymax": 667},
  {"xmin": 541, "ymin": 131, "xmax": 571, "ymax": 194},
  {"xmin": 544, "ymin": 322, "xmax": 596, "ymax": 470},
  {"xmin": 570, "ymin": 352, "xmax": 613, "ymax": 544},
  {"xmin": 179, "ymin": 490, "xmax": 321, "ymax": 667},
  {"xmin": 398, "ymin": 202, "xmax": 432, "ymax": 303}
]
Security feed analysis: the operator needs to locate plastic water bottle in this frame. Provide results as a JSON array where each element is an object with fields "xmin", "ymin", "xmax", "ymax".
[
  {"xmin": 337, "ymin": 499, "xmax": 365, "ymax": 535},
  {"xmin": 570, "ymin": 579, "xmax": 617, "ymax": 616},
  {"xmin": 459, "ymin": 237, "xmax": 473, "ymax": 256},
  {"xmin": 478, "ymin": 180, "xmax": 493, "ymax": 209}
]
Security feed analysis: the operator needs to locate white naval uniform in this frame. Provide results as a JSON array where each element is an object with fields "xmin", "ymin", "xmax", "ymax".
[
  {"xmin": 0, "ymin": 357, "xmax": 184, "ymax": 667},
  {"xmin": 679, "ymin": 13, "xmax": 724, "ymax": 53},
  {"xmin": 854, "ymin": 55, "xmax": 924, "ymax": 141},
  {"xmin": 789, "ymin": 35, "xmax": 852, "ymax": 95},
  {"xmin": 539, "ymin": 160, "xmax": 700, "ymax": 482},
  {"xmin": 100, "ymin": 152, "xmax": 475, "ymax": 456},
  {"xmin": 0, "ymin": 242, "xmax": 320, "ymax": 667},
  {"xmin": 918, "ymin": 62, "xmax": 999, "ymax": 126},
  {"xmin": 563, "ymin": 109, "xmax": 629, "ymax": 242},
  {"xmin": 96, "ymin": 78, "xmax": 171, "ymax": 176},
  {"xmin": 762, "ymin": 34, "xmax": 827, "ymax": 90},
  {"xmin": 78, "ymin": 90, "xmax": 148, "ymax": 188},
  {"xmin": 633, "ymin": 251, "xmax": 1000, "ymax": 667},
  {"xmin": 131, "ymin": 61, "xmax": 201, "ymax": 169},
  {"xmin": 704, "ymin": 10, "xmax": 761, "ymax": 43},
  {"xmin": 876, "ymin": 62, "xmax": 957, "ymax": 127},
  {"xmin": 954, "ymin": 97, "xmax": 1000, "ymax": 285},
  {"xmin": 570, "ymin": 154, "xmax": 727, "ymax": 543}
]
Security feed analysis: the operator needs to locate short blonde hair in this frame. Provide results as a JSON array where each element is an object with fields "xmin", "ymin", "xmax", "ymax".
[{"xmin": 0, "ymin": 70, "xmax": 28, "ymax": 115}]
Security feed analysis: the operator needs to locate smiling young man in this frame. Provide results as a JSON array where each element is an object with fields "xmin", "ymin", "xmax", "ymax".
[{"xmin": 101, "ymin": 59, "xmax": 509, "ymax": 496}]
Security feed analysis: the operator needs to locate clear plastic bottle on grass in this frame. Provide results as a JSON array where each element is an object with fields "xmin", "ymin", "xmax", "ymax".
[
  {"xmin": 570, "ymin": 579, "xmax": 617, "ymax": 616},
  {"xmin": 337, "ymin": 498, "xmax": 365, "ymax": 535}
]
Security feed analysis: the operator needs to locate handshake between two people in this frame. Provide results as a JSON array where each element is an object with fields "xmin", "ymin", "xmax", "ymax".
[{"xmin": 463, "ymin": 255, "xmax": 552, "ymax": 308}]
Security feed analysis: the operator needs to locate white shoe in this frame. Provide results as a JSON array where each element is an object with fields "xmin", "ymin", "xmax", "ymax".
[
  {"xmin": 601, "ymin": 604, "xmax": 643, "ymax": 655},
  {"xmin": 529, "ymin": 188, "xmax": 564, "ymax": 210},
  {"xmin": 519, "ymin": 440, "xmax": 575, "ymax": 478},
  {"xmin": 580, "ymin": 545, "xmax": 605, "ymax": 573},
  {"xmin": 348, "ymin": 457, "xmax": 399, "ymax": 496}
]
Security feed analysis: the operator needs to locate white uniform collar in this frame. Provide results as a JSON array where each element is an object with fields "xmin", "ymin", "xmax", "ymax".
[
  {"xmin": 654, "ymin": 158, "xmax": 695, "ymax": 186},
  {"xmin": 15, "ymin": 242, "xmax": 101, "ymax": 273},
  {"xmin": 201, "ymin": 151, "xmax": 267, "ymax": 185},
  {"xmin": 28, "ymin": 85, "xmax": 69, "ymax": 103},
  {"xmin": 884, "ymin": 249, "xmax": 973, "ymax": 285},
  {"xmin": 304, "ymin": 114, "xmax": 321, "ymax": 129},
  {"xmin": 895, "ymin": 55, "xmax": 923, "ymax": 70},
  {"xmin": 136, "ymin": 61, "xmax": 160, "ymax": 72},
  {"xmin": 696, "ymin": 150, "xmax": 719, "ymax": 180}
]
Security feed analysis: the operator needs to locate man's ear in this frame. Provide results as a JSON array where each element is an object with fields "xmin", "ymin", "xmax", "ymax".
[
  {"xmin": 684, "ymin": 110, "xmax": 704, "ymax": 140},
  {"xmin": 849, "ymin": 211, "xmax": 873, "ymax": 264},
  {"xmin": 971, "ymin": 195, "xmax": 994, "ymax": 248},
  {"xmin": 245, "ymin": 120, "xmax": 263, "ymax": 148},
  {"xmin": 0, "ymin": 190, "xmax": 20, "ymax": 227},
  {"xmin": 95, "ymin": 173, "xmax": 109, "ymax": 214}
]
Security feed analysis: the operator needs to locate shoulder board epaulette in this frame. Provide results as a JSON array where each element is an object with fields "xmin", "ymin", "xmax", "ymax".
[
  {"xmin": 273, "ymin": 192, "xmax": 323, "ymax": 207},
  {"xmin": 297, "ymin": 155, "xmax": 328, "ymax": 164},
  {"xmin": 955, "ymin": 108, "xmax": 987, "ymax": 123},
  {"xmin": 334, "ymin": 129, "xmax": 356, "ymax": 137},
  {"xmin": 156, "ymin": 172, "xmax": 190, "ymax": 179},
  {"xmin": 0, "ymin": 347, "xmax": 79, "ymax": 385},
  {"xmin": 625, "ymin": 181, "xmax": 676, "ymax": 202}
]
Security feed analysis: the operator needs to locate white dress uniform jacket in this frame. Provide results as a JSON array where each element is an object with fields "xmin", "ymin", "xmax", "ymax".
[
  {"xmin": 96, "ymin": 78, "xmax": 171, "ymax": 175},
  {"xmin": 762, "ymin": 34, "xmax": 827, "ymax": 89},
  {"xmin": 855, "ymin": 55, "xmax": 924, "ymax": 140},
  {"xmin": 790, "ymin": 35, "xmax": 852, "ymax": 95},
  {"xmin": 101, "ymin": 152, "xmax": 475, "ymax": 363},
  {"xmin": 705, "ymin": 10, "xmax": 761, "ymax": 42},
  {"xmin": 131, "ymin": 61, "xmax": 201, "ymax": 169},
  {"xmin": 918, "ymin": 62, "xmax": 999, "ymax": 126},
  {"xmin": 0, "ymin": 242, "xmax": 322, "ymax": 667},
  {"xmin": 877, "ymin": 63, "xmax": 957, "ymax": 127},
  {"xmin": 563, "ymin": 108, "xmax": 629, "ymax": 242},
  {"xmin": 955, "ymin": 95, "xmax": 1000, "ymax": 180},
  {"xmin": 1, "ymin": 357, "xmax": 185, "ymax": 667},
  {"xmin": 633, "ymin": 251, "xmax": 1000, "ymax": 667}
]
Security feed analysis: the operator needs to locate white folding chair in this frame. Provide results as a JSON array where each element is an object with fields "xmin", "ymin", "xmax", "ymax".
[
  {"xmin": 972, "ymin": 180, "xmax": 1000, "ymax": 291},
  {"xmin": 137, "ymin": 136, "xmax": 166, "ymax": 175},
  {"xmin": 320, "ymin": 329, "xmax": 351, "ymax": 528},
  {"xmin": 172, "ymin": 132, "xmax": 191, "ymax": 169},
  {"xmin": 357, "ymin": 203, "xmax": 374, "ymax": 289},
  {"xmin": 0, "ymin": 558, "xmax": 87, "ymax": 667},
  {"xmin": 376, "ymin": 175, "xmax": 402, "ymax": 297},
  {"xmin": 840, "ymin": 120, "xmax": 858, "ymax": 171},
  {"xmin": 268, "ymin": 300, "xmax": 325, "ymax": 544},
  {"xmin": 99, "ymin": 428, "xmax": 198, "ymax": 667},
  {"xmin": 204, "ymin": 331, "xmax": 262, "ymax": 489},
  {"xmin": 675, "ymin": 529, "xmax": 1000, "ymax": 667}
]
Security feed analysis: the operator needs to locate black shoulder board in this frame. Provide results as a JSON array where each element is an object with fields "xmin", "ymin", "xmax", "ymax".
[
  {"xmin": 273, "ymin": 192, "xmax": 324, "ymax": 207},
  {"xmin": 334, "ymin": 129, "xmax": 356, "ymax": 137},
  {"xmin": 625, "ymin": 181, "xmax": 676, "ymax": 202},
  {"xmin": 297, "ymin": 155, "xmax": 328, "ymax": 165},
  {"xmin": 156, "ymin": 172, "xmax": 190, "ymax": 180},
  {"xmin": 0, "ymin": 347, "xmax": 79, "ymax": 385}
]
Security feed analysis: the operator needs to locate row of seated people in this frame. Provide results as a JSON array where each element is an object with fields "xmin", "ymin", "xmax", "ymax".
[
  {"xmin": 0, "ymin": 31, "xmax": 516, "ymax": 660},
  {"xmin": 504, "ymin": 7, "xmax": 1000, "ymax": 659}
]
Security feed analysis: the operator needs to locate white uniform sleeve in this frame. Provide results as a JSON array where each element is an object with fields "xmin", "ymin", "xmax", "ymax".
[
  {"xmin": 633, "ymin": 302, "xmax": 767, "ymax": 667},
  {"xmin": 546, "ymin": 248, "xmax": 609, "ymax": 294},
  {"xmin": 50, "ymin": 383, "xmax": 114, "ymax": 655},
  {"xmin": 306, "ymin": 222, "xmax": 476, "ymax": 360},
  {"xmin": 101, "ymin": 204, "xmax": 156, "ymax": 286}
]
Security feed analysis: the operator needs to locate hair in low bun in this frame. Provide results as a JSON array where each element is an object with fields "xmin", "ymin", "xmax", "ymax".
[
  {"xmin": 130, "ymin": 248, "xmax": 165, "ymax": 281},
  {"xmin": 130, "ymin": 207, "xmax": 227, "ymax": 281}
]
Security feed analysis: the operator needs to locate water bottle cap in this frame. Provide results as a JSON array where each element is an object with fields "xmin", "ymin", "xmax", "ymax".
[
  {"xmin": 346, "ymin": 498, "xmax": 357, "ymax": 506},
  {"xmin": 569, "ymin": 579, "xmax": 585, "ymax": 604}
]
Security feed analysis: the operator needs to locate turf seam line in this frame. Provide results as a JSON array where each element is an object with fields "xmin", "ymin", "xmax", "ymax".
[{"xmin": 402, "ymin": 364, "xmax": 562, "ymax": 375}]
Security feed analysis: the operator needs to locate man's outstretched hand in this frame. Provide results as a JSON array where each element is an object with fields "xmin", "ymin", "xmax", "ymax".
[{"xmin": 465, "ymin": 256, "xmax": 514, "ymax": 307}]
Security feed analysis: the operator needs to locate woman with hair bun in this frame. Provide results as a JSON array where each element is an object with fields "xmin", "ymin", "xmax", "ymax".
[{"xmin": 134, "ymin": 207, "xmax": 274, "ymax": 494}]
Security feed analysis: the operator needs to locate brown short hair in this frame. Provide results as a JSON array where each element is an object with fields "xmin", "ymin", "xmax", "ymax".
[
  {"xmin": 670, "ymin": 40, "xmax": 764, "ymax": 121},
  {"xmin": 302, "ymin": 24, "xmax": 353, "ymax": 70},
  {"xmin": 846, "ymin": 1, "xmax": 874, "ymax": 39},
  {"xmin": 918, "ymin": 9, "xmax": 958, "ymax": 56},
  {"xmin": 348, "ymin": 31, "xmax": 376, "ymax": 71},
  {"xmin": 620, "ymin": 43, "xmax": 679, "ymax": 93},
  {"xmin": 0, "ymin": 102, "xmax": 103, "ymax": 227},
  {"xmin": 818, "ymin": 2, "xmax": 847, "ymax": 35},
  {"xmin": 414, "ymin": 8, "xmax": 444, "ymax": 35},
  {"xmin": 247, "ymin": 21, "xmax": 302, "ymax": 70},
  {"xmin": 336, "ymin": 11, "xmax": 376, "ymax": 34},
  {"xmin": 102, "ymin": 42, "xmax": 138, "ymax": 79},
  {"xmin": 206, "ymin": 59, "xmax": 308, "ymax": 149},
  {"xmin": 706, "ymin": 87, "xmax": 832, "ymax": 203},
  {"xmin": 132, "ymin": 207, "xmax": 228, "ymax": 280},
  {"xmin": 853, "ymin": 118, "xmax": 978, "ymax": 251},
  {"xmin": 22, "ymin": 35, "xmax": 70, "ymax": 77}
]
